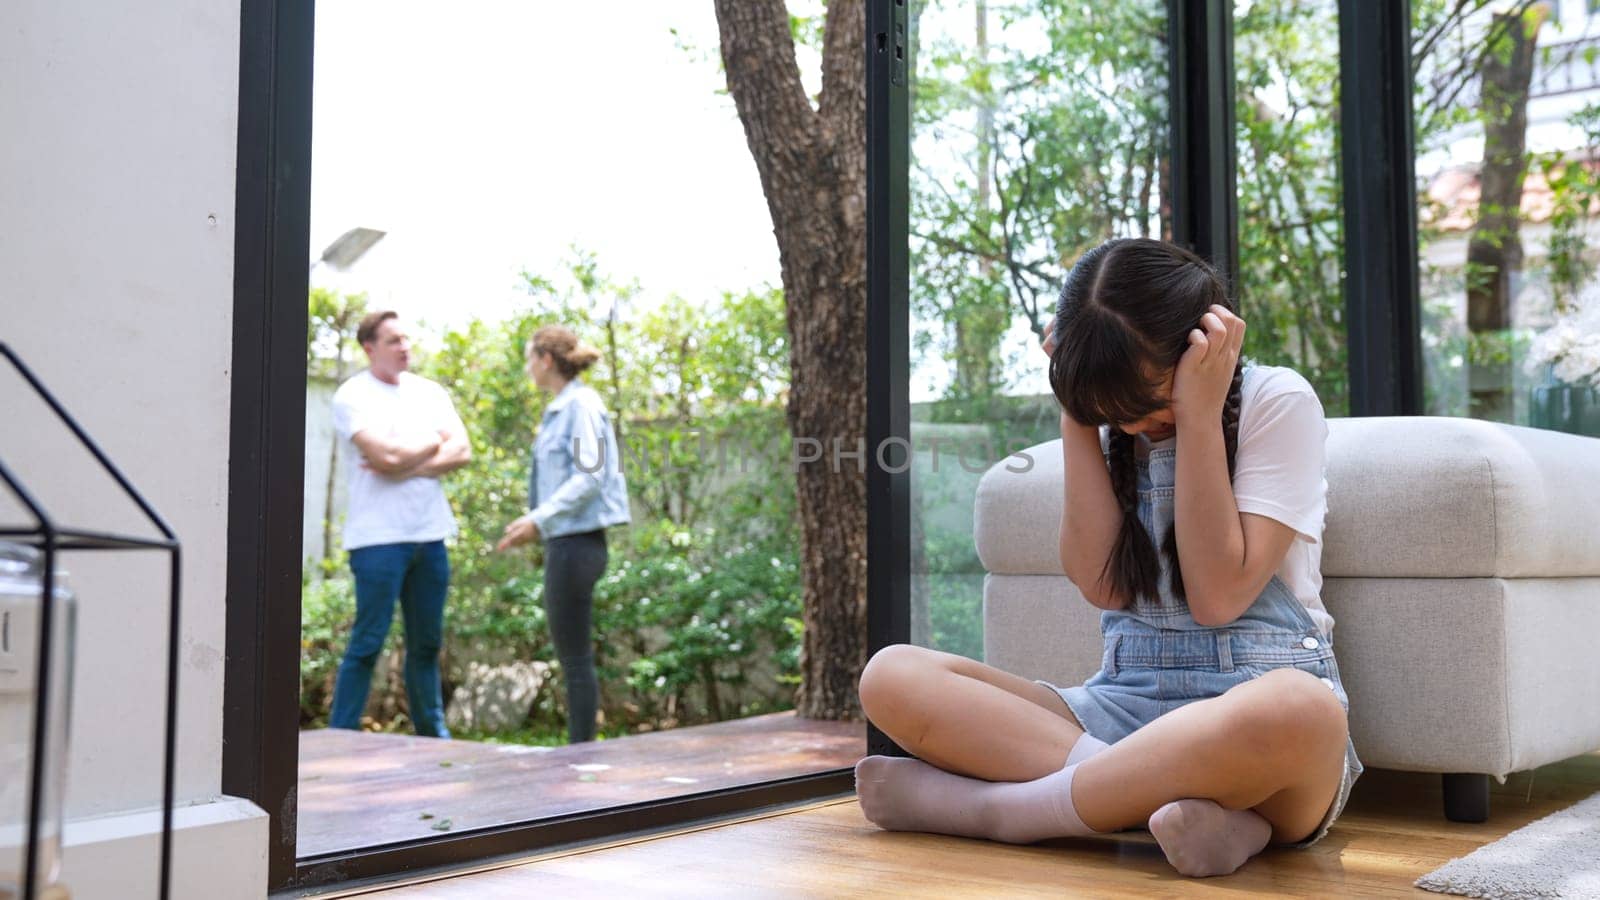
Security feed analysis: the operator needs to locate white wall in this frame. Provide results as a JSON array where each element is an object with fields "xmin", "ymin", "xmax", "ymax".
[
  {"xmin": 1, "ymin": 1, "xmax": 265, "ymax": 897},
  {"xmin": 303, "ymin": 379, "xmax": 347, "ymax": 566}
]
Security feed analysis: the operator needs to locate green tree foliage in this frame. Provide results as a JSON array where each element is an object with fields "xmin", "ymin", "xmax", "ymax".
[
  {"xmin": 307, "ymin": 287, "xmax": 369, "ymax": 381},
  {"xmin": 1234, "ymin": 0, "xmax": 1346, "ymax": 413},
  {"xmin": 911, "ymin": 0, "xmax": 1573, "ymax": 421},
  {"xmin": 911, "ymin": 0, "xmax": 1168, "ymax": 404},
  {"xmin": 1538, "ymin": 101, "xmax": 1600, "ymax": 316},
  {"xmin": 910, "ymin": 0, "xmax": 1351, "ymax": 410},
  {"xmin": 1412, "ymin": 0, "xmax": 1585, "ymax": 419}
]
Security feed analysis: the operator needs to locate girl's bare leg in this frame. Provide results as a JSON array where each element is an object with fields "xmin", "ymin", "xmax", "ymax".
[
  {"xmin": 857, "ymin": 643, "xmax": 1091, "ymax": 781},
  {"xmin": 1072, "ymin": 667, "xmax": 1348, "ymax": 844}
]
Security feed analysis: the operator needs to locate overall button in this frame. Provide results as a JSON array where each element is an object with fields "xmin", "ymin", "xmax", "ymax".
[{"xmin": 1301, "ymin": 636, "xmax": 1320, "ymax": 650}]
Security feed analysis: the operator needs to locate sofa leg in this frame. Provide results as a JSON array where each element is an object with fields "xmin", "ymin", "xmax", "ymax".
[{"xmin": 1442, "ymin": 773, "xmax": 1490, "ymax": 823}]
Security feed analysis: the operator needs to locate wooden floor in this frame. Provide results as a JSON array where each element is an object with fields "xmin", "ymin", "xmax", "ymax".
[
  {"xmin": 297, "ymin": 712, "xmax": 865, "ymax": 857},
  {"xmin": 367, "ymin": 753, "xmax": 1600, "ymax": 898}
]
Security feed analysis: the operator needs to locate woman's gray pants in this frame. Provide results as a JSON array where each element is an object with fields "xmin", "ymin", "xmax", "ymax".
[{"xmin": 543, "ymin": 528, "xmax": 608, "ymax": 743}]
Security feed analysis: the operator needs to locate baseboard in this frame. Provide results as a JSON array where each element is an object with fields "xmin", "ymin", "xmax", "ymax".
[{"xmin": 57, "ymin": 795, "xmax": 267, "ymax": 900}]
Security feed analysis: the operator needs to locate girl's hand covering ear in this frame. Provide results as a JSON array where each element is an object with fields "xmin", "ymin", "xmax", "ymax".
[
  {"xmin": 1172, "ymin": 304, "xmax": 1245, "ymax": 427},
  {"xmin": 1040, "ymin": 318, "xmax": 1058, "ymax": 358}
]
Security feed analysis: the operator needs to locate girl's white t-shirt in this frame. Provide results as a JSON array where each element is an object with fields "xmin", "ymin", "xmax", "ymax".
[{"xmin": 1178, "ymin": 365, "xmax": 1332, "ymax": 636}]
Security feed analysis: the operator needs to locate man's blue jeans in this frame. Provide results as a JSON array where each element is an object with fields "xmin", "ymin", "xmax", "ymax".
[{"xmin": 328, "ymin": 541, "xmax": 451, "ymax": 738}]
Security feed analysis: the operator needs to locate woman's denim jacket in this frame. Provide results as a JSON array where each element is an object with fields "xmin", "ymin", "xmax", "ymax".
[{"xmin": 527, "ymin": 379, "xmax": 631, "ymax": 538}]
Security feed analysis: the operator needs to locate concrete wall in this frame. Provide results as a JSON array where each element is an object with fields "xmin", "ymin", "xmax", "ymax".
[
  {"xmin": 303, "ymin": 378, "xmax": 347, "ymax": 567},
  {"xmin": 1, "ymin": 1, "xmax": 266, "ymax": 897}
]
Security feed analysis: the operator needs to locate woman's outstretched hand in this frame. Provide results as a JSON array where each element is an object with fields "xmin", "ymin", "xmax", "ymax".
[
  {"xmin": 497, "ymin": 514, "xmax": 539, "ymax": 551},
  {"xmin": 1040, "ymin": 318, "xmax": 1059, "ymax": 358},
  {"xmin": 1172, "ymin": 304, "xmax": 1245, "ymax": 427}
]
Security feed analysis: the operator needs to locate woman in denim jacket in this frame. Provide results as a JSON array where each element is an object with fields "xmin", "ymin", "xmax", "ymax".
[{"xmin": 498, "ymin": 325, "xmax": 631, "ymax": 743}]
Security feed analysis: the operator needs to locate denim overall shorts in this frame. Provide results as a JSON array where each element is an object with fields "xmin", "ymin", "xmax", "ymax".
[{"xmin": 1044, "ymin": 438, "xmax": 1364, "ymax": 846}]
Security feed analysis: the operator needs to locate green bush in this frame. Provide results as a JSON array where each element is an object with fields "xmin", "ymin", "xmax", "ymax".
[{"xmin": 300, "ymin": 569, "xmax": 354, "ymax": 726}]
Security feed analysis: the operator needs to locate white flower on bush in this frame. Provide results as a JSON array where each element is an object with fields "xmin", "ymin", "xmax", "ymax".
[{"xmin": 1527, "ymin": 308, "xmax": 1600, "ymax": 386}]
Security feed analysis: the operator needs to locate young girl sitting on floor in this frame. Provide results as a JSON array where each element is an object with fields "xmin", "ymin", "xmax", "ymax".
[{"xmin": 855, "ymin": 237, "xmax": 1361, "ymax": 877}]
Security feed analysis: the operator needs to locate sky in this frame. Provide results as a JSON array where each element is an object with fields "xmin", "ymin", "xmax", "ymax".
[{"xmin": 309, "ymin": 2, "xmax": 789, "ymax": 333}]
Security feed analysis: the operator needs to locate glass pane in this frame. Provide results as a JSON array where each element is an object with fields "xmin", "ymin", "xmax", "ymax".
[
  {"xmin": 908, "ymin": 0, "xmax": 1170, "ymax": 660},
  {"xmin": 1415, "ymin": 1, "xmax": 1600, "ymax": 436},
  {"xmin": 299, "ymin": 2, "xmax": 862, "ymax": 857},
  {"xmin": 1235, "ymin": 0, "xmax": 1348, "ymax": 415}
]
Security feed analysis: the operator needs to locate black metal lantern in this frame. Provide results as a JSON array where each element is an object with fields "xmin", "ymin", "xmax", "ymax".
[{"xmin": 0, "ymin": 344, "xmax": 181, "ymax": 900}]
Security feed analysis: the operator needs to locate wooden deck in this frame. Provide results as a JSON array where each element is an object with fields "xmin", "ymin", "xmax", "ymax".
[
  {"xmin": 297, "ymin": 712, "xmax": 865, "ymax": 858},
  {"xmin": 371, "ymin": 754, "xmax": 1600, "ymax": 898}
]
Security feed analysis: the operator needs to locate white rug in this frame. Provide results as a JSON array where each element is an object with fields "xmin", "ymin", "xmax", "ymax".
[{"xmin": 1416, "ymin": 790, "xmax": 1600, "ymax": 899}]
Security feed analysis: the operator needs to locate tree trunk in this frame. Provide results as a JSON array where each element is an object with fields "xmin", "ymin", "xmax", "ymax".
[
  {"xmin": 1157, "ymin": 151, "xmax": 1172, "ymax": 240},
  {"xmin": 955, "ymin": 0, "xmax": 1003, "ymax": 402},
  {"xmin": 1466, "ymin": 8, "xmax": 1544, "ymax": 421},
  {"xmin": 714, "ymin": 0, "xmax": 867, "ymax": 720},
  {"xmin": 604, "ymin": 304, "xmax": 626, "ymax": 454}
]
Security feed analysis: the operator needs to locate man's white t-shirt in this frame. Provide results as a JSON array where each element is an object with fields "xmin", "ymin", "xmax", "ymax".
[
  {"xmin": 330, "ymin": 370, "xmax": 466, "ymax": 551},
  {"xmin": 1218, "ymin": 365, "xmax": 1332, "ymax": 637}
]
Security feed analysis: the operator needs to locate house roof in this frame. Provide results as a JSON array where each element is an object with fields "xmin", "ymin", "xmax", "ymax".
[{"xmin": 1424, "ymin": 157, "xmax": 1600, "ymax": 232}]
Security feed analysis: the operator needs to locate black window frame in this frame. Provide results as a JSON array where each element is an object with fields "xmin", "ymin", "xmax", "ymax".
[
  {"xmin": 1339, "ymin": 0, "xmax": 1425, "ymax": 416},
  {"xmin": 1176, "ymin": 0, "xmax": 1424, "ymax": 416},
  {"xmin": 228, "ymin": 0, "xmax": 906, "ymax": 891},
  {"xmin": 225, "ymin": 0, "xmax": 1423, "ymax": 890},
  {"xmin": 1170, "ymin": 0, "xmax": 1240, "ymax": 296}
]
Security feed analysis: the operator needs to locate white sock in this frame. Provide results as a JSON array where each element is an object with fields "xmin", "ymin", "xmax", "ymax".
[
  {"xmin": 1148, "ymin": 799, "xmax": 1273, "ymax": 877},
  {"xmin": 1066, "ymin": 733, "xmax": 1109, "ymax": 766},
  {"xmin": 855, "ymin": 755, "xmax": 1101, "ymax": 844}
]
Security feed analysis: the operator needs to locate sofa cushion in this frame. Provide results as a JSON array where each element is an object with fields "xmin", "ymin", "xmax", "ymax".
[
  {"xmin": 1324, "ymin": 575, "xmax": 1600, "ymax": 774},
  {"xmin": 974, "ymin": 417, "xmax": 1600, "ymax": 579}
]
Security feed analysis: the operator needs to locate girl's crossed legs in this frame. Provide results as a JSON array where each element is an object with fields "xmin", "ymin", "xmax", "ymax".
[{"xmin": 855, "ymin": 644, "xmax": 1349, "ymax": 873}]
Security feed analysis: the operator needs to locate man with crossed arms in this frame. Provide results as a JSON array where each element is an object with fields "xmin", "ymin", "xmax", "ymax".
[{"xmin": 328, "ymin": 310, "xmax": 471, "ymax": 737}]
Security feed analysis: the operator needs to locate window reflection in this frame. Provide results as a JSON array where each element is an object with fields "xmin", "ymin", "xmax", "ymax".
[
  {"xmin": 1416, "ymin": 0, "xmax": 1600, "ymax": 436},
  {"xmin": 908, "ymin": 0, "xmax": 1169, "ymax": 657}
]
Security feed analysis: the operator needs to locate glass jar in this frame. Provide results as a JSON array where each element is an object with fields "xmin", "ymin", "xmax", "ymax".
[{"xmin": 0, "ymin": 542, "xmax": 76, "ymax": 900}]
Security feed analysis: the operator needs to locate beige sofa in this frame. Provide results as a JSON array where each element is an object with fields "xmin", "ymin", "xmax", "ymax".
[{"xmin": 974, "ymin": 416, "xmax": 1600, "ymax": 821}]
